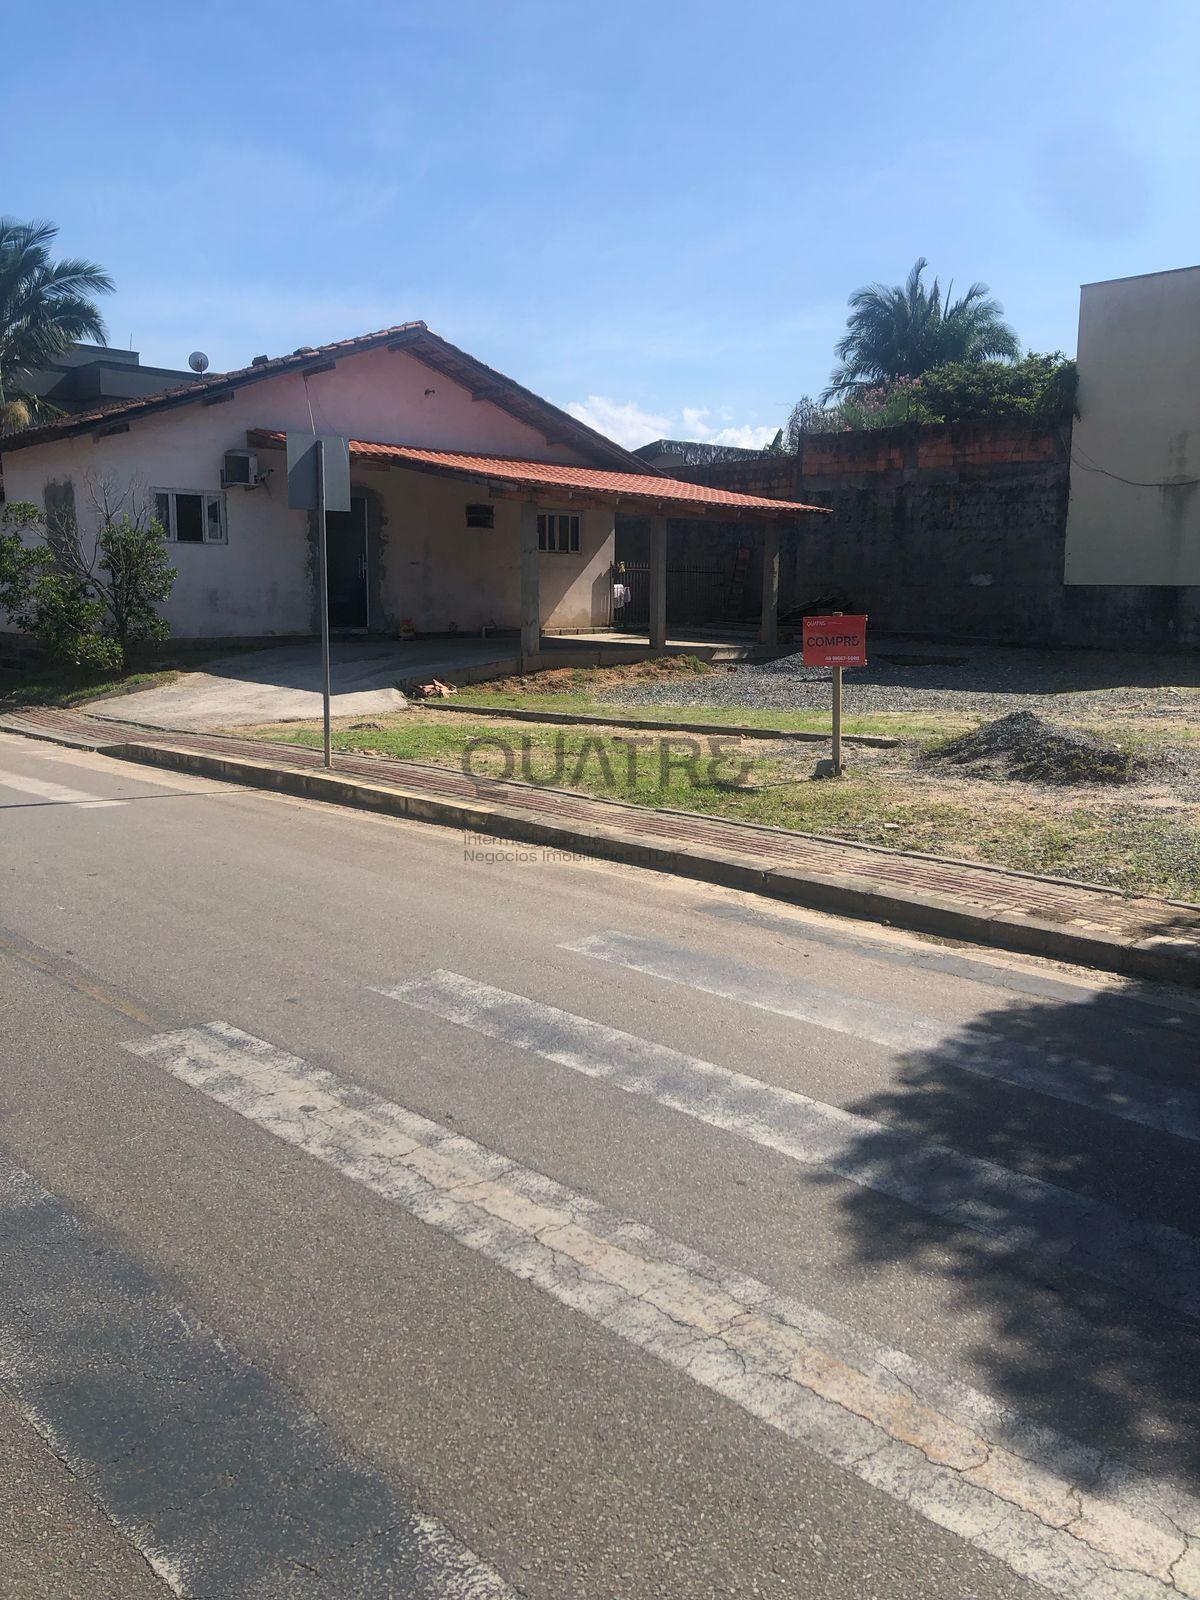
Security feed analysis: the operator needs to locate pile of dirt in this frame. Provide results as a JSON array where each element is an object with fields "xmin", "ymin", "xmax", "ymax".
[
  {"xmin": 927, "ymin": 711, "xmax": 1146, "ymax": 785},
  {"xmin": 484, "ymin": 654, "xmax": 714, "ymax": 697}
]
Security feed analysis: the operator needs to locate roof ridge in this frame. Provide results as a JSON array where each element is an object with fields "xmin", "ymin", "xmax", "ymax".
[{"xmin": 0, "ymin": 322, "xmax": 650, "ymax": 475}]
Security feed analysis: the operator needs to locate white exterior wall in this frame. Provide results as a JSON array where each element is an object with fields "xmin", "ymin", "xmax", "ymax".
[
  {"xmin": 0, "ymin": 345, "xmax": 609, "ymax": 638},
  {"xmin": 1064, "ymin": 266, "xmax": 1200, "ymax": 586},
  {"xmin": 358, "ymin": 461, "xmax": 614, "ymax": 634},
  {"xmin": 535, "ymin": 508, "xmax": 615, "ymax": 630}
]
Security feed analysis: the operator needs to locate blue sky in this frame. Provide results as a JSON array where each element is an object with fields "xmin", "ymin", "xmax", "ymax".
[{"xmin": 5, "ymin": 0, "xmax": 1198, "ymax": 448}]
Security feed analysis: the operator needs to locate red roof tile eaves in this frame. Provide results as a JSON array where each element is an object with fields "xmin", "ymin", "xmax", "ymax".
[{"xmin": 250, "ymin": 430, "xmax": 828, "ymax": 515}]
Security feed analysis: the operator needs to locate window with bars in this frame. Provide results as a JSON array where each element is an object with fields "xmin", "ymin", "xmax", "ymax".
[
  {"xmin": 537, "ymin": 511, "xmax": 580, "ymax": 553},
  {"xmin": 154, "ymin": 490, "xmax": 226, "ymax": 544},
  {"xmin": 465, "ymin": 502, "xmax": 495, "ymax": 528}
]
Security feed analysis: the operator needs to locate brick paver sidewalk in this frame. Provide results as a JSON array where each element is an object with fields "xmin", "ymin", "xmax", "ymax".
[{"xmin": 6, "ymin": 706, "xmax": 1200, "ymax": 965}]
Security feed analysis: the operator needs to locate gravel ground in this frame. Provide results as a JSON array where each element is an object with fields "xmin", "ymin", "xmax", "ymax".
[{"xmin": 594, "ymin": 640, "xmax": 1200, "ymax": 719}]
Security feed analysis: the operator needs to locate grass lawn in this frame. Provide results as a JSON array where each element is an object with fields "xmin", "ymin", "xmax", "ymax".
[
  {"xmin": 245, "ymin": 713, "xmax": 1200, "ymax": 902},
  {"xmin": 0, "ymin": 662, "xmax": 184, "ymax": 710},
  {"xmin": 451, "ymin": 659, "xmax": 966, "ymax": 742},
  {"xmin": 0, "ymin": 643, "xmax": 267, "ymax": 712},
  {"xmin": 452, "ymin": 687, "xmax": 964, "ymax": 742}
]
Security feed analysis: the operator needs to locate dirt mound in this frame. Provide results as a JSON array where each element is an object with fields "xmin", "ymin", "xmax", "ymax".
[
  {"xmin": 483, "ymin": 654, "xmax": 714, "ymax": 697},
  {"xmin": 928, "ymin": 711, "xmax": 1145, "ymax": 785}
]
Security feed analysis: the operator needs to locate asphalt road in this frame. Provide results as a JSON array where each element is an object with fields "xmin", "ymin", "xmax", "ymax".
[{"xmin": 1, "ymin": 729, "xmax": 1199, "ymax": 1600}]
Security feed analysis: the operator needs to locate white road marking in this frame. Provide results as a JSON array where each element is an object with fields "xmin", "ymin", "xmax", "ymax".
[
  {"xmin": 0, "ymin": 1154, "xmax": 518, "ymax": 1600},
  {"xmin": 0, "ymin": 768, "xmax": 123, "ymax": 809},
  {"xmin": 564, "ymin": 931, "xmax": 1200, "ymax": 1142},
  {"xmin": 126, "ymin": 1021, "xmax": 1200, "ymax": 1600},
  {"xmin": 382, "ymin": 970, "xmax": 1200, "ymax": 1321}
]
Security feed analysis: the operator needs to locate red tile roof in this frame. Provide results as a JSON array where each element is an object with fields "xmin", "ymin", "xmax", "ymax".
[{"xmin": 248, "ymin": 431, "xmax": 829, "ymax": 519}]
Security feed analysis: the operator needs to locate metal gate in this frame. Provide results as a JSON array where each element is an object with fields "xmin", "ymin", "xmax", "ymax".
[{"xmin": 611, "ymin": 562, "xmax": 738, "ymax": 631}]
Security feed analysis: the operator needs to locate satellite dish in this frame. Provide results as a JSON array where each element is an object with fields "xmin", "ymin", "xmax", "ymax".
[{"xmin": 188, "ymin": 351, "xmax": 210, "ymax": 374}]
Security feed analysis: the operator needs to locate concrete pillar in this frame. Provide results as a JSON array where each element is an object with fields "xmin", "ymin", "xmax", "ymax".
[
  {"xmin": 759, "ymin": 520, "xmax": 780, "ymax": 648},
  {"xmin": 520, "ymin": 502, "xmax": 540, "ymax": 669},
  {"xmin": 649, "ymin": 515, "xmax": 667, "ymax": 650}
]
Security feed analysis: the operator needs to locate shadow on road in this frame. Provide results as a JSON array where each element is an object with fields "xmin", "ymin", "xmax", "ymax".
[{"xmin": 825, "ymin": 980, "xmax": 1200, "ymax": 1479}]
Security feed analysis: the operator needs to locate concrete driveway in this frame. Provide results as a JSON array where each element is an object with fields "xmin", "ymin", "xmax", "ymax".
[{"xmin": 87, "ymin": 638, "xmax": 518, "ymax": 730}]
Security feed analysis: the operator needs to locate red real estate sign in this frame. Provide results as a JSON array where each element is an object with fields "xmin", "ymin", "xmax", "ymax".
[{"xmin": 802, "ymin": 614, "xmax": 868, "ymax": 668}]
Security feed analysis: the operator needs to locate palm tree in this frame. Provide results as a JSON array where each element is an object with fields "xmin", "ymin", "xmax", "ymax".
[
  {"xmin": 822, "ymin": 258, "xmax": 1020, "ymax": 403},
  {"xmin": 0, "ymin": 218, "xmax": 114, "ymax": 432}
]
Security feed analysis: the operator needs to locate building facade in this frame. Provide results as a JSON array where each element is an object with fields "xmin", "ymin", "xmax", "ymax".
[{"xmin": 1065, "ymin": 264, "xmax": 1200, "ymax": 588}]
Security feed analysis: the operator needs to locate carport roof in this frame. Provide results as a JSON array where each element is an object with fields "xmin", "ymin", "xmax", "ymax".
[{"xmin": 248, "ymin": 430, "xmax": 829, "ymax": 520}]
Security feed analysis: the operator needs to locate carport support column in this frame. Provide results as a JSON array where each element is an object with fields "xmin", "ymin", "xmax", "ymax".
[
  {"xmin": 520, "ymin": 502, "xmax": 540, "ymax": 670},
  {"xmin": 759, "ymin": 520, "xmax": 780, "ymax": 648},
  {"xmin": 649, "ymin": 515, "xmax": 667, "ymax": 651}
]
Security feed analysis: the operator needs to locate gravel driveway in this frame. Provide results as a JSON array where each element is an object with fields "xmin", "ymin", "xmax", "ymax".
[{"xmin": 595, "ymin": 640, "xmax": 1200, "ymax": 720}]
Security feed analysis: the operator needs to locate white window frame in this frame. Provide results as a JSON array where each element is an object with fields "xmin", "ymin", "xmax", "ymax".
[
  {"xmin": 154, "ymin": 489, "xmax": 226, "ymax": 544},
  {"xmin": 537, "ymin": 510, "xmax": 581, "ymax": 554}
]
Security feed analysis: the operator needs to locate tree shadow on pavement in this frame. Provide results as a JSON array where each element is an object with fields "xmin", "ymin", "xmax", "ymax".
[{"xmin": 823, "ymin": 981, "xmax": 1200, "ymax": 1484}]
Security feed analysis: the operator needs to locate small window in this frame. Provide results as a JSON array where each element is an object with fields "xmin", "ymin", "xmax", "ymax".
[
  {"xmin": 465, "ymin": 502, "xmax": 495, "ymax": 529},
  {"xmin": 537, "ymin": 511, "xmax": 580, "ymax": 553},
  {"xmin": 154, "ymin": 489, "xmax": 226, "ymax": 544}
]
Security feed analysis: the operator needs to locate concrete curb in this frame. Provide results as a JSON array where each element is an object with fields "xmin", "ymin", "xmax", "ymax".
[
  {"xmin": 427, "ymin": 702, "xmax": 899, "ymax": 747},
  {"xmin": 88, "ymin": 735, "xmax": 1200, "ymax": 989}
]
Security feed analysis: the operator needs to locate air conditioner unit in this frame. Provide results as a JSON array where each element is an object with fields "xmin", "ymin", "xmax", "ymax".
[{"xmin": 221, "ymin": 449, "xmax": 260, "ymax": 488}]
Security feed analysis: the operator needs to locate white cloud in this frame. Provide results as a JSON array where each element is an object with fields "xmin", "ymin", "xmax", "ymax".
[
  {"xmin": 681, "ymin": 408, "xmax": 778, "ymax": 449},
  {"xmin": 567, "ymin": 395, "xmax": 778, "ymax": 452},
  {"xmin": 565, "ymin": 395, "xmax": 672, "ymax": 450}
]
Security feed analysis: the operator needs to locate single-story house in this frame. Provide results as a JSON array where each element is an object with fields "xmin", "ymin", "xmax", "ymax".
[{"xmin": 0, "ymin": 323, "xmax": 825, "ymax": 661}]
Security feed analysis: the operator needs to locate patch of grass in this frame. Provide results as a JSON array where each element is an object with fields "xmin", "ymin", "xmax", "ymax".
[
  {"xmin": 245, "ymin": 714, "xmax": 1200, "ymax": 900},
  {"xmin": 0, "ymin": 642, "xmax": 273, "ymax": 712},
  {"xmin": 0, "ymin": 663, "xmax": 181, "ymax": 709},
  {"xmin": 452, "ymin": 688, "xmax": 965, "ymax": 743}
]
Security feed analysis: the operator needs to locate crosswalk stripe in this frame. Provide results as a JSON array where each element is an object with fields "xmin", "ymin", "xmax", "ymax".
[
  {"xmin": 0, "ymin": 1153, "xmax": 517, "ymax": 1599},
  {"xmin": 0, "ymin": 768, "xmax": 123, "ymax": 809},
  {"xmin": 563, "ymin": 931, "xmax": 1200, "ymax": 1142},
  {"xmin": 126, "ymin": 1021, "xmax": 1200, "ymax": 1600},
  {"xmin": 382, "ymin": 970, "xmax": 1200, "ymax": 1322}
]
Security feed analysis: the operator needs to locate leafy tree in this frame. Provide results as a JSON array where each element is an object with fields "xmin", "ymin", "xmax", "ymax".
[
  {"xmin": 822, "ymin": 258, "xmax": 1020, "ymax": 402},
  {"xmin": 0, "ymin": 482, "xmax": 175, "ymax": 673},
  {"xmin": 785, "ymin": 353, "xmax": 1077, "ymax": 438},
  {"xmin": 915, "ymin": 352, "xmax": 1077, "ymax": 424},
  {"xmin": 0, "ymin": 218, "xmax": 114, "ymax": 433},
  {"xmin": 0, "ymin": 501, "xmax": 46, "ymax": 617}
]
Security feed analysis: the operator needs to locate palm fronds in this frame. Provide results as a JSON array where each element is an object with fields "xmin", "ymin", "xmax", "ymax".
[
  {"xmin": 0, "ymin": 218, "xmax": 113, "ymax": 427},
  {"xmin": 822, "ymin": 259, "xmax": 1019, "ymax": 403}
]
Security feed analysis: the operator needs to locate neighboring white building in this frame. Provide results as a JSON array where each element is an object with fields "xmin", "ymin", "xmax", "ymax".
[
  {"xmin": 0, "ymin": 323, "xmax": 817, "ymax": 654},
  {"xmin": 1065, "ymin": 264, "xmax": 1200, "ymax": 586}
]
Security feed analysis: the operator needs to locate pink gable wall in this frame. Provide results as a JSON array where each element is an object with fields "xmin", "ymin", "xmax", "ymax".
[{"xmin": 0, "ymin": 343, "xmax": 616, "ymax": 639}]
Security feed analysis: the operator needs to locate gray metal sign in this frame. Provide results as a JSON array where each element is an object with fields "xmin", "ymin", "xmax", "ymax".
[{"xmin": 286, "ymin": 434, "xmax": 351, "ymax": 513}]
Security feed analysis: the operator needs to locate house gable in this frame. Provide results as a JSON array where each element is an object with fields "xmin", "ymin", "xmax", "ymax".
[{"xmin": 0, "ymin": 324, "xmax": 656, "ymax": 475}]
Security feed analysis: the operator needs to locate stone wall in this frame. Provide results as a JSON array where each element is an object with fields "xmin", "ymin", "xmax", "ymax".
[{"xmin": 618, "ymin": 420, "xmax": 1200, "ymax": 649}]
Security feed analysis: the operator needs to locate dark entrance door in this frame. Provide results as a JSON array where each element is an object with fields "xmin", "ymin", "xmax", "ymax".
[{"xmin": 324, "ymin": 494, "xmax": 368, "ymax": 629}]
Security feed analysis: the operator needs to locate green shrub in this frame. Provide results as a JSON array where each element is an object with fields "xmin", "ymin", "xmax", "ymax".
[
  {"xmin": 915, "ymin": 352, "xmax": 1077, "ymax": 424},
  {"xmin": 0, "ymin": 492, "xmax": 175, "ymax": 673}
]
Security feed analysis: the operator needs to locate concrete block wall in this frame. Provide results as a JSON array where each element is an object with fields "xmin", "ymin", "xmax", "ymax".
[{"xmin": 618, "ymin": 420, "xmax": 1200, "ymax": 649}]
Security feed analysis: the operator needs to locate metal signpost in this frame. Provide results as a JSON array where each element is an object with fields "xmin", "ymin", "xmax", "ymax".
[
  {"xmin": 802, "ymin": 613, "xmax": 868, "ymax": 775},
  {"xmin": 287, "ymin": 433, "xmax": 351, "ymax": 767}
]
